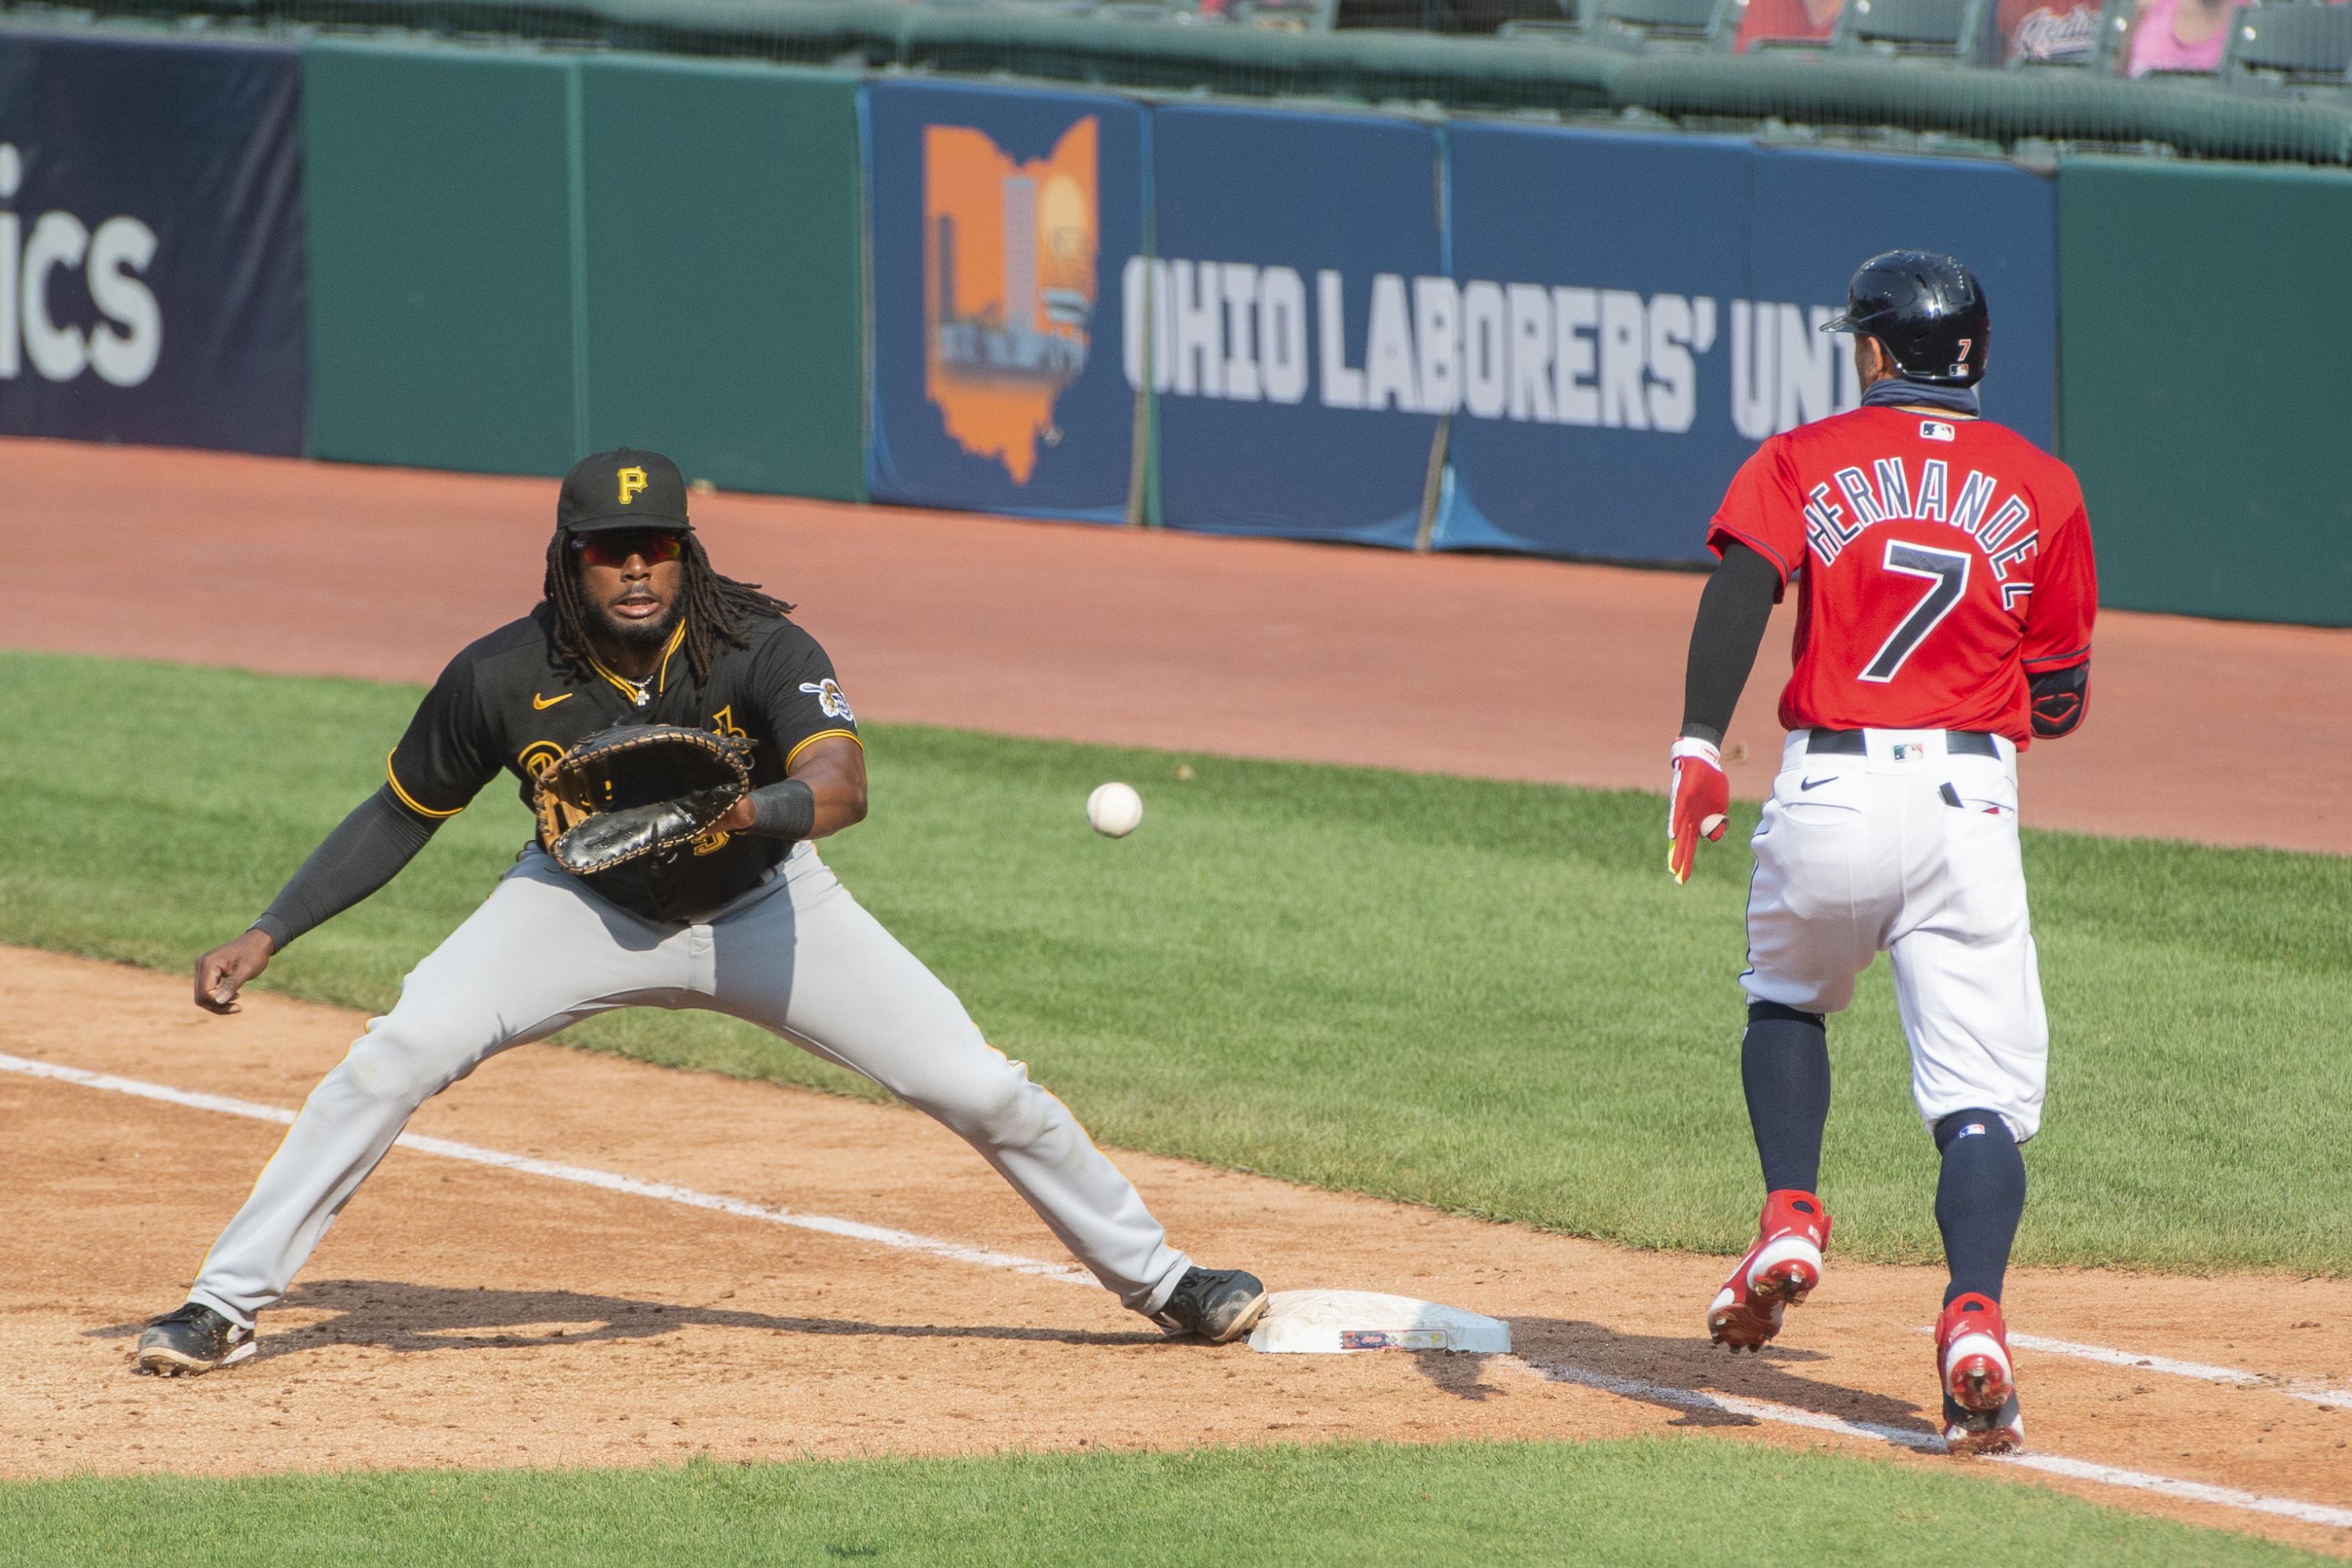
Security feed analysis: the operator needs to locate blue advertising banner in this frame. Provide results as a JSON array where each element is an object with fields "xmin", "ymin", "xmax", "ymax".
[
  {"xmin": 863, "ymin": 80, "xmax": 1145, "ymax": 522},
  {"xmin": 1148, "ymin": 106, "xmax": 1443, "ymax": 546},
  {"xmin": 1436, "ymin": 127, "xmax": 2056, "ymax": 563},
  {"xmin": 1438, "ymin": 126, "xmax": 1753, "ymax": 564},
  {"xmin": 0, "ymin": 31, "xmax": 305, "ymax": 455}
]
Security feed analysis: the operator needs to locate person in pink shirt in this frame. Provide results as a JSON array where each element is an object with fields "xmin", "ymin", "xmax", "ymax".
[{"xmin": 2119, "ymin": 0, "xmax": 2243, "ymax": 75}]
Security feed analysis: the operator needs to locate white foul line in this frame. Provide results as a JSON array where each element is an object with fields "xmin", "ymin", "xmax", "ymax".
[
  {"xmin": 0, "ymin": 1050, "xmax": 1094, "ymax": 1287},
  {"xmin": 2007, "ymin": 1331, "xmax": 2352, "ymax": 1413},
  {"xmin": 1906, "ymin": 1323, "xmax": 2352, "ymax": 1413},
  {"xmin": 1509, "ymin": 1357, "xmax": 2352, "ymax": 1531},
  {"xmin": 8, "ymin": 1048, "xmax": 2349, "ymax": 1530}
]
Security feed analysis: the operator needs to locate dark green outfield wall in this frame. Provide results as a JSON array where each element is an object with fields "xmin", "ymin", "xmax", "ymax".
[
  {"xmin": 2056, "ymin": 158, "xmax": 2352, "ymax": 627},
  {"xmin": 303, "ymin": 41, "xmax": 865, "ymax": 500},
  {"xmin": 577, "ymin": 58, "xmax": 864, "ymax": 498},
  {"xmin": 304, "ymin": 43, "xmax": 577, "ymax": 478}
]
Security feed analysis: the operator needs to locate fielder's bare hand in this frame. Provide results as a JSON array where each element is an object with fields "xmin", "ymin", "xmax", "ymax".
[{"xmin": 194, "ymin": 929, "xmax": 276, "ymax": 1014}]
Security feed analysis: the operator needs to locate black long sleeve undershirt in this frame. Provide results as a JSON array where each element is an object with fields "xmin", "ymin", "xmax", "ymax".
[
  {"xmin": 1681, "ymin": 541, "xmax": 1782, "ymax": 746},
  {"xmin": 250, "ymin": 786, "xmax": 442, "ymax": 950}
]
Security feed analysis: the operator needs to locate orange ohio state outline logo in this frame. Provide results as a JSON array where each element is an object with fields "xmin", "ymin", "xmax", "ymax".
[{"xmin": 922, "ymin": 117, "xmax": 1099, "ymax": 485}]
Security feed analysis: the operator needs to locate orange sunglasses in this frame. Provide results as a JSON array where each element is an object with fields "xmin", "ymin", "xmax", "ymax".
[{"xmin": 571, "ymin": 529, "xmax": 685, "ymax": 568}]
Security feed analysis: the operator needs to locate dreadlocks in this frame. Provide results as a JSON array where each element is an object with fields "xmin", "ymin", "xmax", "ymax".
[{"xmin": 543, "ymin": 530, "xmax": 794, "ymax": 687}]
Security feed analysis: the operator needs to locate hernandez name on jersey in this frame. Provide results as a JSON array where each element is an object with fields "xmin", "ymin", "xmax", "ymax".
[{"xmin": 1710, "ymin": 406, "xmax": 2094, "ymax": 743}]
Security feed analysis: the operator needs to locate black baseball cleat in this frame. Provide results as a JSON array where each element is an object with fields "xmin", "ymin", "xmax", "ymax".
[
  {"xmin": 136, "ymin": 1302, "xmax": 256, "ymax": 1376},
  {"xmin": 1153, "ymin": 1267, "xmax": 1271, "ymax": 1344}
]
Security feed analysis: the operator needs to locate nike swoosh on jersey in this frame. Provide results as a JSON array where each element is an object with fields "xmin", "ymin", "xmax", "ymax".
[
  {"xmin": 532, "ymin": 692, "xmax": 573, "ymax": 710},
  {"xmin": 1799, "ymin": 776, "xmax": 1834, "ymax": 791}
]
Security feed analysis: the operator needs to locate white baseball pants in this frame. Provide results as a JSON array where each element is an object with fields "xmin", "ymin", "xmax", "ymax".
[
  {"xmin": 188, "ymin": 844, "xmax": 1191, "ymax": 1328},
  {"xmin": 1741, "ymin": 727, "xmax": 2049, "ymax": 1143}
]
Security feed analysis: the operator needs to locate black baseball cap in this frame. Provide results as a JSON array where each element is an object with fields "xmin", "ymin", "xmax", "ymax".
[{"xmin": 557, "ymin": 448, "xmax": 694, "ymax": 534}]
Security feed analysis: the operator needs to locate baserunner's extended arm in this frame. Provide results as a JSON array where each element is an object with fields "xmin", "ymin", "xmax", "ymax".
[
  {"xmin": 1680, "ymin": 541, "xmax": 1782, "ymax": 746},
  {"xmin": 1668, "ymin": 540, "xmax": 1782, "ymax": 884}
]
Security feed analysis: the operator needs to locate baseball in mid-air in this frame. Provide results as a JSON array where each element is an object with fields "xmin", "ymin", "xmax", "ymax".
[{"xmin": 1086, "ymin": 782, "xmax": 1144, "ymax": 838}]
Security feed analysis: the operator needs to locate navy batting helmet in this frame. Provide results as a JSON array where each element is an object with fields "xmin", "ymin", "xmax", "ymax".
[{"xmin": 1821, "ymin": 250, "xmax": 1988, "ymax": 388}]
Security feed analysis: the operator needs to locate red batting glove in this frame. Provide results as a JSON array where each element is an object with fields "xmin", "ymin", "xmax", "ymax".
[{"xmin": 1667, "ymin": 737, "xmax": 1730, "ymax": 885}]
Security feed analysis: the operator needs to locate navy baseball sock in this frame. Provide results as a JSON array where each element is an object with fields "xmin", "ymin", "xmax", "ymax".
[
  {"xmin": 1741, "ymin": 1001, "xmax": 1831, "ymax": 1195},
  {"xmin": 1933, "ymin": 1109, "xmax": 2027, "ymax": 1305}
]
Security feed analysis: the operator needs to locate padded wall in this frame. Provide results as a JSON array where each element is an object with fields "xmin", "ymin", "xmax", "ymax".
[
  {"xmin": 305, "ymin": 41, "xmax": 577, "ymax": 475},
  {"xmin": 305, "ymin": 42, "xmax": 867, "ymax": 495},
  {"xmin": 2057, "ymin": 157, "xmax": 2352, "ymax": 626},
  {"xmin": 578, "ymin": 59, "xmax": 864, "ymax": 501}
]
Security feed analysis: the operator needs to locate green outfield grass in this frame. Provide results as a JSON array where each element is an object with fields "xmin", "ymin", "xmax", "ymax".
[
  {"xmin": 5, "ymin": 648, "xmax": 2348, "ymax": 1272},
  {"xmin": 1, "ymin": 1439, "xmax": 2326, "ymax": 1567}
]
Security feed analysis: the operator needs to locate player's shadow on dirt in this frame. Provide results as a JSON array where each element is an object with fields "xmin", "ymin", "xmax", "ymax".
[
  {"xmin": 1500, "ymin": 1315, "xmax": 1937, "ymax": 1442},
  {"xmin": 1407, "ymin": 1347, "xmax": 1508, "ymax": 1402},
  {"xmin": 93, "ymin": 1279, "xmax": 1169, "ymax": 1361}
]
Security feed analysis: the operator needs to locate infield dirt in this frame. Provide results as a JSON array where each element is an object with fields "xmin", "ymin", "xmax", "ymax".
[
  {"xmin": 5, "ymin": 949, "xmax": 2350, "ymax": 1554},
  {"xmin": 8, "ymin": 440, "xmax": 2350, "ymax": 1554}
]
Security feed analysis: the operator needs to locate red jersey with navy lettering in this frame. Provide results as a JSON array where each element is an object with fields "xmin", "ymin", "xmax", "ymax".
[{"xmin": 1707, "ymin": 405, "xmax": 2096, "ymax": 746}]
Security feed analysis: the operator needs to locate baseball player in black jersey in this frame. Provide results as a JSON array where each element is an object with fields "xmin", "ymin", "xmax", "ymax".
[{"xmin": 137, "ymin": 449, "xmax": 1268, "ymax": 1374}]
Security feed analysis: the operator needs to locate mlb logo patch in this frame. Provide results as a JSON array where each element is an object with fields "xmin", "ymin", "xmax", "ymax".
[{"xmin": 1920, "ymin": 420, "xmax": 1956, "ymax": 443}]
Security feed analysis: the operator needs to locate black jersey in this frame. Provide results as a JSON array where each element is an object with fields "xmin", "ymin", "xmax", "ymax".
[{"xmin": 384, "ymin": 603, "xmax": 861, "ymax": 923}]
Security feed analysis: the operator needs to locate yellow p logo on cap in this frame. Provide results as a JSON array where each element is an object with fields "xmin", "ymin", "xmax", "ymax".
[{"xmin": 616, "ymin": 466, "xmax": 648, "ymax": 505}]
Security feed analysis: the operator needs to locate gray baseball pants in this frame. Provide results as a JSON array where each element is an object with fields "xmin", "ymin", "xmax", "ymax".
[{"xmin": 186, "ymin": 844, "xmax": 1191, "ymax": 1328}]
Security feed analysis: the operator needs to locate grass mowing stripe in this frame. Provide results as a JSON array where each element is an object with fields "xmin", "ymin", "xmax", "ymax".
[
  {"xmin": 4, "ymin": 648, "xmax": 2348, "ymax": 1273},
  {"xmin": 0, "ymin": 1439, "xmax": 2328, "ymax": 1567}
]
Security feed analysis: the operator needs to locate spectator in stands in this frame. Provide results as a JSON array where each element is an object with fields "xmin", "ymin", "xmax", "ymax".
[
  {"xmin": 2118, "ymin": 0, "xmax": 2243, "ymax": 74},
  {"xmin": 1992, "ymin": 0, "xmax": 2104, "ymax": 64},
  {"xmin": 1735, "ymin": 0, "xmax": 1841, "ymax": 51}
]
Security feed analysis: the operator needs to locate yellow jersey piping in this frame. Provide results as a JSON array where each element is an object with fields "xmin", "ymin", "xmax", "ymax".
[
  {"xmin": 385, "ymin": 753, "xmax": 466, "ymax": 818},
  {"xmin": 785, "ymin": 729, "xmax": 863, "ymax": 771},
  {"xmin": 587, "ymin": 622, "xmax": 687, "ymax": 702},
  {"xmin": 658, "ymin": 624, "xmax": 684, "ymax": 693}
]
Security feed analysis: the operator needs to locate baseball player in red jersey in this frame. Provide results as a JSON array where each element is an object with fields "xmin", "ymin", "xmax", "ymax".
[{"xmin": 1667, "ymin": 251, "xmax": 2096, "ymax": 1455}]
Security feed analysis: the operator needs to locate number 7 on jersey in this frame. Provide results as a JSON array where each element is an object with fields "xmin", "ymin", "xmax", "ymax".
[{"xmin": 1860, "ymin": 541, "xmax": 1970, "ymax": 684}]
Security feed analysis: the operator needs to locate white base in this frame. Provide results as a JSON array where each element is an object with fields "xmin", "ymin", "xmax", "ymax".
[{"xmin": 1244, "ymin": 1289, "xmax": 1511, "ymax": 1355}]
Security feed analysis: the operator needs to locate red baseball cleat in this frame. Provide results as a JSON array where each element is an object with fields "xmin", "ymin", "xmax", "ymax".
[
  {"xmin": 1707, "ymin": 1189, "xmax": 1832, "ymax": 1351},
  {"xmin": 1936, "ymin": 1292, "xmax": 2024, "ymax": 1455}
]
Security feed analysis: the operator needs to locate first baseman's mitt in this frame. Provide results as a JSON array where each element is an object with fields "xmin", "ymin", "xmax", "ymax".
[{"xmin": 533, "ymin": 724, "xmax": 754, "ymax": 876}]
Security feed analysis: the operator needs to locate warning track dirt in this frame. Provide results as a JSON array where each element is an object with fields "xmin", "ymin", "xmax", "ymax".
[{"xmin": 11, "ymin": 436, "xmax": 2349, "ymax": 854}]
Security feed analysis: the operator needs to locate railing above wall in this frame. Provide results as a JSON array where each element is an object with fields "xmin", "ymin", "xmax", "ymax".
[{"xmin": 18, "ymin": 0, "xmax": 2352, "ymax": 164}]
